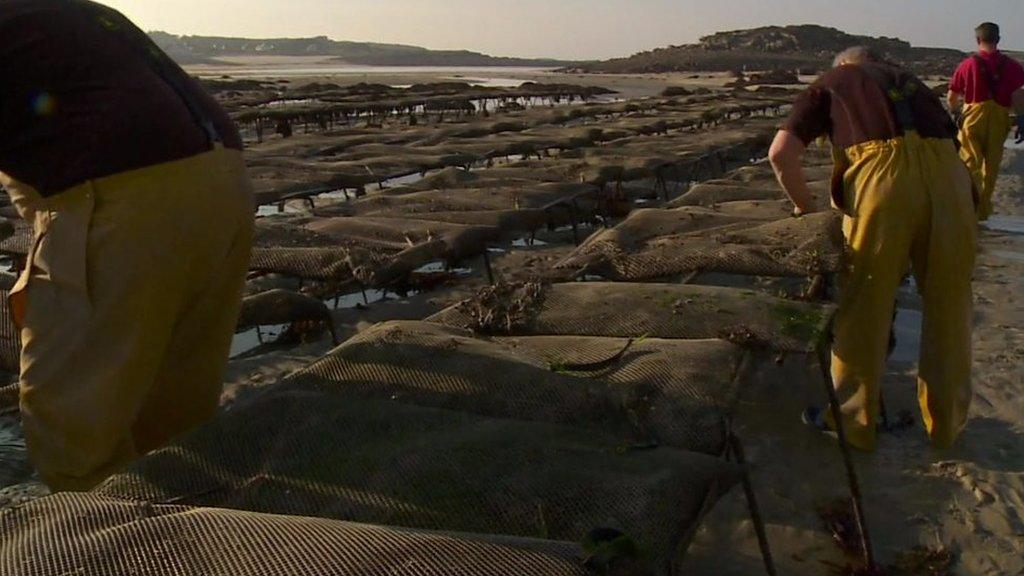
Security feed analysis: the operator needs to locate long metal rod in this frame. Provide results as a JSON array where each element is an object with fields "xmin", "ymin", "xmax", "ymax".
[
  {"xmin": 808, "ymin": 276, "xmax": 877, "ymax": 567},
  {"xmin": 728, "ymin": 434, "xmax": 778, "ymax": 576},
  {"xmin": 817, "ymin": 340, "xmax": 876, "ymax": 568},
  {"xmin": 680, "ymin": 270, "xmax": 701, "ymax": 285},
  {"xmin": 482, "ymin": 249, "xmax": 495, "ymax": 285},
  {"xmin": 569, "ymin": 200, "xmax": 580, "ymax": 246},
  {"xmin": 878, "ymin": 393, "xmax": 890, "ymax": 431},
  {"xmin": 810, "ymin": 275, "xmax": 884, "ymax": 434}
]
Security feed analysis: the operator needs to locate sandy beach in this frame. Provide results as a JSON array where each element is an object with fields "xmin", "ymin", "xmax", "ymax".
[
  {"xmin": 219, "ymin": 137, "xmax": 1024, "ymax": 576},
  {"xmin": 211, "ymin": 63, "xmax": 1024, "ymax": 573},
  {"xmin": 184, "ymin": 55, "xmax": 739, "ymax": 99},
  {"xmin": 2, "ymin": 54, "xmax": 1020, "ymax": 574}
]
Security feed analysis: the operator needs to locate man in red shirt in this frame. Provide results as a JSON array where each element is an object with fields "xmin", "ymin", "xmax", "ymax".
[{"xmin": 949, "ymin": 22, "xmax": 1024, "ymax": 220}]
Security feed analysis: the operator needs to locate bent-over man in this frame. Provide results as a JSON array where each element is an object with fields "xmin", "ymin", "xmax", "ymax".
[
  {"xmin": 0, "ymin": 0, "xmax": 253, "ymax": 490},
  {"xmin": 769, "ymin": 47, "xmax": 976, "ymax": 452}
]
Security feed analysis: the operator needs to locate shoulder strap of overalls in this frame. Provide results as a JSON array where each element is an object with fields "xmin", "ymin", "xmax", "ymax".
[
  {"xmin": 972, "ymin": 53, "xmax": 1006, "ymax": 99},
  {"xmin": 69, "ymin": 0, "xmax": 221, "ymax": 145},
  {"xmin": 859, "ymin": 64, "xmax": 919, "ymax": 131}
]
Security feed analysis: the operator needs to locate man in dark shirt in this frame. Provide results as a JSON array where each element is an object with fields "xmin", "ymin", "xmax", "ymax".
[
  {"xmin": 768, "ymin": 47, "xmax": 977, "ymax": 452},
  {"xmin": 1, "ymin": 0, "xmax": 253, "ymax": 490},
  {"xmin": 948, "ymin": 22, "xmax": 1024, "ymax": 221}
]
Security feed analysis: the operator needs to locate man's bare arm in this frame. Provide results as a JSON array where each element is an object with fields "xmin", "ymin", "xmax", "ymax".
[
  {"xmin": 947, "ymin": 90, "xmax": 963, "ymax": 112},
  {"xmin": 1013, "ymin": 89, "xmax": 1024, "ymax": 143},
  {"xmin": 768, "ymin": 130, "xmax": 817, "ymax": 214}
]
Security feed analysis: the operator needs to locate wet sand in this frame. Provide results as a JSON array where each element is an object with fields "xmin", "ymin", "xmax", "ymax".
[
  {"xmin": 222, "ymin": 142, "xmax": 1024, "ymax": 574},
  {"xmin": 683, "ymin": 144, "xmax": 1024, "ymax": 575},
  {"xmin": 1, "ymin": 61, "xmax": 1016, "ymax": 573},
  {"xmin": 215, "ymin": 66, "xmax": 1022, "ymax": 573},
  {"xmin": 185, "ymin": 55, "xmax": 738, "ymax": 99}
]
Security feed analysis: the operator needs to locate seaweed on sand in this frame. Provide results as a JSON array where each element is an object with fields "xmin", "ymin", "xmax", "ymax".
[
  {"xmin": 819, "ymin": 499, "xmax": 957, "ymax": 576},
  {"xmin": 458, "ymin": 281, "xmax": 546, "ymax": 334}
]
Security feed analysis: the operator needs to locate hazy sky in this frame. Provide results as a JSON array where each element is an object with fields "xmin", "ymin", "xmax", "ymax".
[{"xmin": 103, "ymin": 0, "xmax": 1023, "ymax": 60}]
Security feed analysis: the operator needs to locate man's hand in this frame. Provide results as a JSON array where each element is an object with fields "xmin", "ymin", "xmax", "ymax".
[
  {"xmin": 769, "ymin": 130, "xmax": 818, "ymax": 214},
  {"xmin": 947, "ymin": 90, "xmax": 962, "ymax": 114},
  {"xmin": 948, "ymin": 90, "xmax": 965, "ymax": 129},
  {"xmin": 1013, "ymin": 90, "xmax": 1024, "ymax": 143}
]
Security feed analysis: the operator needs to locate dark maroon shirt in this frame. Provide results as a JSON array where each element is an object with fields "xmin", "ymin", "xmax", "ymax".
[
  {"xmin": 0, "ymin": 0, "xmax": 242, "ymax": 197},
  {"xmin": 783, "ymin": 62, "xmax": 957, "ymax": 149}
]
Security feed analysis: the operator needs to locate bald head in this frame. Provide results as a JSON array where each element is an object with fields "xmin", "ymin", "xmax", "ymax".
[{"xmin": 833, "ymin": 46, "xmax": 883, "ymax": 68}]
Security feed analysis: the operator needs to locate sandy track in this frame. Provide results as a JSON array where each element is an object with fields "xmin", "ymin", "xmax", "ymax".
[{"xmin": 684, "ymin": 145, "xmax": 1024, "ymax": 575}]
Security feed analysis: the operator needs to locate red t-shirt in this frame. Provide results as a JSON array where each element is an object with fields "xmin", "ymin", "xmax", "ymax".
[{"xmin": 950, "ymin": 50, "xmax": 1024, "ymax": 107}]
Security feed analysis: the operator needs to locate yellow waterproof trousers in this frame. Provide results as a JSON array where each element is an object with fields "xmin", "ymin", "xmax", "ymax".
[
  {"xmin": 829, "ymin": 133, "xmax": 976, "ymax": 451},
  {"xmin": 959, "ymin": 100, "xmax": 1012, "ymax": 221},
  {"xmin": 2, "ymin": 146, "xmax": 253, "ymax": 491}
]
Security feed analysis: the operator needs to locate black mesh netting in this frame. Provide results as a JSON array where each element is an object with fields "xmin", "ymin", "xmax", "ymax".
[
  {"xmin": 0, "ymin": 385, "xmax": 15, "ymax": 413},
  {"xmin": 659, "ymin": 149, "xmax": 830, "ymax": 208},
  {"xmin": 313, "ymin": 182, "xmax": 597, "ymax": 232},
  {"xmin": 428, "ymin": 282, "xmax": 835, "ymax": 353},
  {"xmin": 0, "ymin": 493, "xmax": 592, "ymax": 576},
  {"xmin": 303, "ymin": 217, "xmax": 500, "ymax": 258},
  {"xmin": 0, "ymin": 291, "xmax": 20, "ymax": 411},
  {"xmin": 236, "ymin": 289, "xmax": 333, "ymax": 333},
  {"xmin": 244, "ymin": 99, "xmax": 788, "ymax": 202},
  {"xmin": 556, "ymin": 210, "xmax": 843, "ymax": 280},
  {"xmin": 284, "ymin": 320, "xmax": 743, "ymax": 455},
  {"xmin": 561, "ymin": 123, "xmax": 775, "ymax": 186},
  {"xmin": 0, "ymin": 290, "xmax": 19, "ymax": 375},
  {"xmin": 546, "ymin": 143, "xmax": 841, "ymax": 285},
  {"xmin": 556, "ymin": 153, "xmax": 840, "ymax": 282},
  {"xmin": 0, "ymin": 220, "xmax": 31, "ymax": 258},
  {"xmin": 95, "ymin": 390, "xmax": 741, "ymax": 571},
  {"xmin": 251, "ymin": 217, "xmax": 498, "ymax": 284},
  {"xmin": 666, "ymin": 173, "xmax": 830, "ymax": 210}
]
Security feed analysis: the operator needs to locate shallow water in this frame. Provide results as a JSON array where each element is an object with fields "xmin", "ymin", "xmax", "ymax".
[
  {"xmin": 511, "ymin": 237, "xmax": 549, "ymax": 247},
  {"xmin": 256, "ymin": 202, "xmax": 306, "ymax": 218},
  {"xmin": 458, "ymin": 77, "xmax": 535, "ymax": 88},
  {"xmin": 325, "ymin": 288, "xmax": 388, "ymax": 309},
  {"xmin": 375, "ymin": 172, "xmax": 428, "ymax": 190},
  {"xmin": 990, "ymin": 249, "xmax": 1024, "ymax": 263},
  {"xmin": 198, "ymin": 65, "xmax": 553, "ymax": 82},
  {"xmin": 256, "ymin": 171, "xmax": 429, "ymax": 217},
  {"xmin": 264, "ymin": 98, "xmax": 321, "ymax": 108},
  {"xmin": 0, "ymin": 416, "xmax": 29, "ymax": 489},
  {"xmin": 229, "ymin": 284, "xmax": 408, "ymax": 358},
  {"xmin": 891, "ymin": 308, "xmax": 923, "ymax": 364},
  {"xmin": 983, "ymin": 215, "xmax": 1024, "ymax": 235},
  {"xmin": 414, "ymin": 261, "xmax": 473, "ymax": 276},
  {"xmin": 231, "ymin": 324, "xmax": 290, "ymax": 358}
]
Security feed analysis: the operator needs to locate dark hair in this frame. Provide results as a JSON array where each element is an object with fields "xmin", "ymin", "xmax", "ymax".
[{"xmin": 976, "ymin": 22, "xmax": 1000, "ymax": 44}]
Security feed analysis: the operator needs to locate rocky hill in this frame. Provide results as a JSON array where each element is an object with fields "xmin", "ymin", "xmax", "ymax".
[
  {"xmin": 569, "ymin": 25, "xmax": 965, "ymax": 76},
  {"xmin": 149, "ymin": 32, "xmax": 572, "ymax": 67}
]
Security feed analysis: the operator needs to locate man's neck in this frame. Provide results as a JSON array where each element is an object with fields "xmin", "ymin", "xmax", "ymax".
[{"xmin": 979, "ymin": 44, "xmax": 999, "ymax": 54}]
